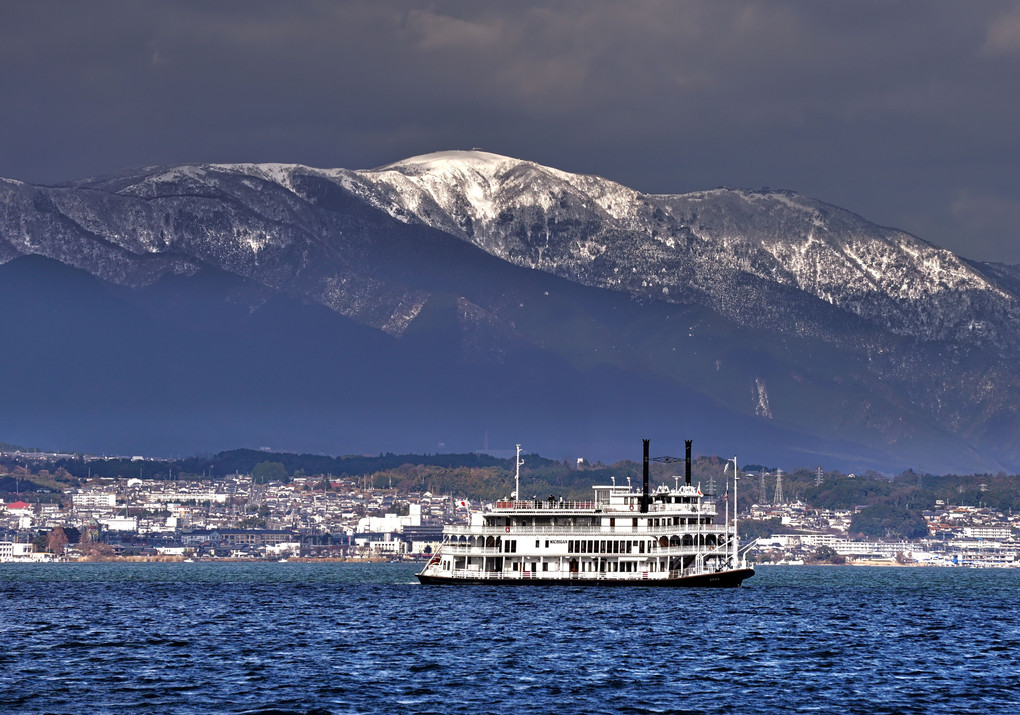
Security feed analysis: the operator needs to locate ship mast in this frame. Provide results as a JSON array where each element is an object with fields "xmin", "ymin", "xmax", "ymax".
[
  {"xmin": 726, "ymin": 456, "xmax": 739, "ymax": 568},
  {"xmin": 514, "ymin": 444, "xmax": 523, "ymax": 505}
]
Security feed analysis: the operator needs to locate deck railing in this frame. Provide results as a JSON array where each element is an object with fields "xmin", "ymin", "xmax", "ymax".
[
  {"xmin": 492, "ymin": 500, "xmax": 712, "ymax": 514},
  {"xmin": 442, "ymin": 568, "xmax": 662, "ymax": 581},
  {"xmin": 494, "ymin": 500, "xmax": 596, "ymax": 510},
  {"xmin": 440, "ymin": 543, "xmax": 730, "ymax": 557},
  {"xmin": 443, "ymin": 524, "xmax": 729, "ymax": 537}
]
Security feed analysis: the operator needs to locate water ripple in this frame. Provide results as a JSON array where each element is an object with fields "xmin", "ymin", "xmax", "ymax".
[{"xmin": 2, "ymin": 564, "xmax": 1019, "ymax": 713}]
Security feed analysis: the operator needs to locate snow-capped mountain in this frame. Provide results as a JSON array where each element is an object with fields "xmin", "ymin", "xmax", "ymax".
[
  {"xmin": 349, "ymin": 151, "xmax": 1018, "ymax": 349},
  {"xmin": 1, "ymin": 151, "xmax": 1018, "ymax": 471}
]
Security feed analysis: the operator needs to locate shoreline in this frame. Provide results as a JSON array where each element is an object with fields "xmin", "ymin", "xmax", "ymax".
[{"xmin": 1, "ymin": 555, "xmax": 428, "ymax": 564}]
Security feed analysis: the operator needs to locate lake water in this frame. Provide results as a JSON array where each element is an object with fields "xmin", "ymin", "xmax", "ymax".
[{"xmin": 2, "ymin": 563, "xmax": 1018, "ymax": 714}]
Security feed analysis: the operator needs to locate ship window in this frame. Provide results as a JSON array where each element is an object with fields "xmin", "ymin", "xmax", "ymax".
[
  {"xmin": 536, "ymin": 540, "xmax": 540, "ymax": 548},
  {"xmin": 543, "ymin": 562, "xmax": 549, "ymax": 571},
  {"xmin": 545, "ymin": 540, "xmax": 549, "ymax": 548}
]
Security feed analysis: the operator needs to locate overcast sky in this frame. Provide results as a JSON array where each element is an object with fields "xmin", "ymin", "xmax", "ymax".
[{"xmin": 2, "ymin": 0, "xmax": 1019, "ymax": 263}]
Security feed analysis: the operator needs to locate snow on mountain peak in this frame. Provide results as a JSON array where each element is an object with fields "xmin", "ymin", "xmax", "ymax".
[
  {"xmin": 354, "ymin": 150, "xmax": 530, "ymax": 231},
  {"xmin": 374, "ymin": 149, "xmax": 518, "ymax": 174},
  {"xmin": 351, "ymin": 149, "xmax": 647, "ymax": 245}
]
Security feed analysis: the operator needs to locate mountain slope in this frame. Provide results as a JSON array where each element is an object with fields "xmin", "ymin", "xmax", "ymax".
[{"xmin": 0, "ymin": 152, "xmax": 1018, "ymax": 471}]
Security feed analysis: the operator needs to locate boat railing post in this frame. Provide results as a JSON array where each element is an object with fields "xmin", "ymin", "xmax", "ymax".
[
  {"xmin": 724, "ymin": 475, "xmax": 729, "ymax": 564},
  {"xmin": 514, "ymin": 444, "xmax": 523, "ymax": 511},
  {"xmin": 733, "ymin": 456, "xmax": 740, "ymax": 570},
  {"xmin": 725, "ymin": 455, "xmax": 739, "ymax": 571}
]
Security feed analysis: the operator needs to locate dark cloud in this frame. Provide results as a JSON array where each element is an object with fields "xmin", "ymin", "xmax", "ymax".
[{"xmin": 2, "ymin": 0, "xmax": 1019, "ymax": 262}]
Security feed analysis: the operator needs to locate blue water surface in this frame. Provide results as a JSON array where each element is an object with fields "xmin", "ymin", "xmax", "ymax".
[{"xmin": 2, "ymin": 563, "xmax": 1018, "ymax": 714}]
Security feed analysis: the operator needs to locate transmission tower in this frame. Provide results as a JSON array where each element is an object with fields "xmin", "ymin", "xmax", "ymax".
[
  {"xmin": 815, "ymin": 466, "xmax": 824, "ymax": 486},
  {"xmin": 773, "ymin": 469, "xmax": 784, "ymax": 504},
  {"xmin": 760, "ymin": 470, "xmax": 767, "ymax": 503}
]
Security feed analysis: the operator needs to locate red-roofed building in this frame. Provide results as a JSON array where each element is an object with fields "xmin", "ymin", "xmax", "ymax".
[{"xmin": 4, "ymin": 501, "xmax": 34, "ymax": 527}]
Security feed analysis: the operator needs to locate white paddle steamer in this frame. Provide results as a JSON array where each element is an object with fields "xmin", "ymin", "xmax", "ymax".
[{"xmin": 417, "ymin": 440, "xmax": 754, "ymax": 587}]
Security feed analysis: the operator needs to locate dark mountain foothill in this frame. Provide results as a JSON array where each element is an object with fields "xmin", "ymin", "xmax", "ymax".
[{"xmin": 1, "ymin": 151, "xmax": 1018, "ymax": 473}]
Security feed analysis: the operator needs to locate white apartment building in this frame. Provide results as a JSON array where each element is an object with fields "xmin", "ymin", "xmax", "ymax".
[
  {"xmin": 142, "ymin": 490, "xmax": 228, "ymax": 504},
  {"xmin": 963, "ymin": 526, "xmax": 1013, "ymax": 540},
  {"xmin": 73, "ymin": 492, "xmax": 117, "ymax": 509},
  {"xmin": 97, "ymin": 515, "xmax": 138, "ymax": 532},
  {"xmin": 0, "ymin": 542, "xmax": 37, "ymax": 562}
]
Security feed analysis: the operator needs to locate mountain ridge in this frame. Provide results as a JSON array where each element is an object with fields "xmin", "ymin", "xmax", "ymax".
[{"xmin": 1, "ymin": 151, "xmax": 1018, "ymax": 472}]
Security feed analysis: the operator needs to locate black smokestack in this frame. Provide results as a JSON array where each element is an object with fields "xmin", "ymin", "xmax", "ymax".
[
  {"xmin": 685, "ymin": 440, "xmax": 692, "ymax": 486},
  {"xmin": 641, "ymin": 438, "xmax": 650, "ymax": 513}
]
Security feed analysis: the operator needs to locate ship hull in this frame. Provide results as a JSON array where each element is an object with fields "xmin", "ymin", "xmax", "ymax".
[{"xmin": 417, "ymin": 567, "xmax": 754, "ymax": 587}]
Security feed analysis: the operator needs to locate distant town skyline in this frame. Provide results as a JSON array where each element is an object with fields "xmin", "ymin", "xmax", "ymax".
[{"xmin": 2, "ymin": 1, "xmax": 1019, "ymax": 264}]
